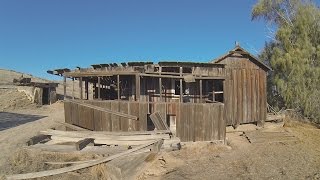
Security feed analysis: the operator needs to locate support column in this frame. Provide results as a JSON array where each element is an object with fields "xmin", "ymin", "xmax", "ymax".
[
  {"xmin": 135, "ymin": 74, "xmax": 140, "ymax": 101},
  {"xmin": 93, "ymin": 83, "xmax": 96, "ymax": 99},
  {"xmin": 159, "ymin": 66, "xmax": 162, "ymax": 101},
  {"xmin": 85, "ymin": 79, "xmax": 89, "ymax": 100},
  {"xmin": 200, "ymin": 79, "xmax": 203, "ymax": 103},
  {"xmin": 117, "ymin": 75, "xmax": 120, "ymax": 100},
  {"xmin": 179, "ymin": 67, "xmax": 183, "ymax": 103},
  {"xmin": 63, "ymin": 76, "xmax": 67, "ymax": 100},
  {"xmin": 72, "ymin": 78, "xmax": 75, "ymax": 100},
  {"xmin": 79, "ymin": 77, "xmax": 83, "ymax": 99},
  {"xmin": 97, "ymin": 77, "xmax": 101, "ymax": 100}
]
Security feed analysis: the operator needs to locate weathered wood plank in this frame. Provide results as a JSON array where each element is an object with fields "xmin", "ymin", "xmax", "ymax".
[
  {"xmin": 111, "ymin": 101, "xmax": 120, "ymax": 131},
  {"xmin": 119, "ymin": 101, "xmax": 129, "ymax": 131},
  {"xmin": 26, "ymin": 135, "xmax": 51, "ymax": 146},
  {"xmin": 139, "ymin": 102, "xmax": 148, "ymax": 131},
  {"xmin": 7, "ymin": 140, "xmax": 161, "ymax": 180},
  {"xmin": 75, "ymin": 138, "xmax": 94, "ymax": 151}
]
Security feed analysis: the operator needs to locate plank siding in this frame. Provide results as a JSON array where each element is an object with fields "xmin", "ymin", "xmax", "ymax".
[
  {"xmin": 216, "ymin": 54, "xmax": 267, "ymax": 126},
  {"xmin": 64, "ymin": 100, "xmax": 225, "ymax": 142}
]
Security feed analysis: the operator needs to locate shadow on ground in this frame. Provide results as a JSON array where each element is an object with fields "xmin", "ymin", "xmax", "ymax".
[{"xmin": 0, "ymin": 112, "xmax": 47, "ymax": 131}]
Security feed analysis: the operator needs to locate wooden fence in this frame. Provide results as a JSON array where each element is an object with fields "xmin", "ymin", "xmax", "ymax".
[{"xmin": 64, "ymin": 100, "xmax": 225, "ymax": 142}]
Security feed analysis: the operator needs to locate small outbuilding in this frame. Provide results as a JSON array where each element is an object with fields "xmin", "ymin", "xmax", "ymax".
[{"xmin": 211, "ymin": 45, "xmax": 271, "ymax": 127}]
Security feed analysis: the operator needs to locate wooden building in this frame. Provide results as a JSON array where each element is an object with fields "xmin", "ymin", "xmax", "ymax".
[
  {"xmin": 49, "ymin": 45, "xmax": 270, "ymax": 142},
  {"xmin": 211, "ymin": 46, "xmax": 271, "ymax": 127}
]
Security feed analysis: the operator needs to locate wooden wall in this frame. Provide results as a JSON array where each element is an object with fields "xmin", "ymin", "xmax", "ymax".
[
  {"xmin": 221, "ymin": 55, "xmax": 267, "ymax": 126},
  {"xmin": 64, "ymin": 100, "xmax": 225, "ymax": 142}
]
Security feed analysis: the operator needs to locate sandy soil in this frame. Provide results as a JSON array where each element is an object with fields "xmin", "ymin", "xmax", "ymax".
[
  {"xmin": 0, "ymin": 102, "xmax": 65, "ymax": 173},
  {"xmin": 139, "ymin": 120, "xmax": 320, "ymax": 180}
]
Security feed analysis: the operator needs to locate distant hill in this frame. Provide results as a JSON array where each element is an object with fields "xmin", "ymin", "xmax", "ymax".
[{"xmin": 0, "ymin": 69, "xmax": 52, "ymax": 85}]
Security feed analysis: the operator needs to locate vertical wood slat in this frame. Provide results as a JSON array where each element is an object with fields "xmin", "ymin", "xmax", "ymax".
[
  {"xmin": 119, "ymin": 101, "xmax": 129, "ymax": 131},
  {"xmin": 128, "ymin": 101, "xmax": 139, "ymax": 131},
  {"xmin": 233, "ymin": 69, "xmax": 238, "ymax": 126},
  {"xmin": 237, "ymin": 69, "xmax": 242, "ymax": 127},
  {"xmin": 93, "ymin": 101, "xmax": 102, "ymax": 131},
  {"xmin": 256, "ymin": 69, "xmax": 261, "ymax": 124},
  {"xmin": 111, "ymin": 101, "xmax": 120, "ymax": 131},
  {"xmin": 102, "ymin": 101, "xmax": 112, "ymax": 131},
  {"xmin": 139, "ymin": 102, "xmax": 148, "ymax": 131},
  {"xmin": 64, "ymin": 101, "xmax": 72, "ymax": 124},
  {"xmin": 247, "ymin": 69, "xmax": 252, "ymax": 122},
  {"xmin": 252, "ymin": 70, "xmax": 257, "ymax": 122},
  {"xmin": 242, "ymin": 69, "xmax": 247, "ymax": 123}
]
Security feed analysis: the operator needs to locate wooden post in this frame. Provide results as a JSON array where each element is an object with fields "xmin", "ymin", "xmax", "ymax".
[
  {"xmin": 63, "ymin": 76, "xmax": 67, "ymax": 100},
  {"xmin": 135, "ymin": 74, "xmax": 140, "ymax": 101},
  {"xmin": 72, "ymin": 78, "xmax": 75, "ymax": 100},
  {"xmin": 79, "ymin": 77, "xmax": 83, "ymax": 99},
  {"xmin": 200, "ymin": 79, "xmax": 203, "ymax": 103},
  {"xmin": 159, "ymin": 66, "xmax": 162, "ymax": 101},
  {"xmin": 179, "ymin": 67, "xmax": 183, "ymax": 103},
  {"xmin": 85, "ymin": 79, "xmax": 89, "ymax": 100},
  {"xmin": 97, "ymin": 77, "xmax": 101, "ymax": 100},
  {"xmin": 212, "ymin": 80, "xmax": 215, "ymax": 101},
  {"xmin": 93, "ymin": 83, "xmax": 96, "ymax": 99},
  {"xmin": 117, "ymin": 75, "xmax": 120, "ymax": 100}
]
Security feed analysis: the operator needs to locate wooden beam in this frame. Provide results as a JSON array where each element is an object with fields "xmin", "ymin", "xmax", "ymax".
[
  {"xmin": 63, "ymin": 76, "xmax": 67, "ymax": 100},
  {"xmin": 149, "ymin": 112, "xmax": 169, "ymax": 130},
  {"xmin": 75, "ymin": 138, "xmax": 94, "ymax": 150},
  {"xmin": 41, "ymin": 129, "xmax": 171, "ymax": 136},
  {"xmin": 64, "ymin": 71, "xmax": 139, "ymax": 77},
  {"xmin": 200, "ymin": 79, "xmax": 203, "ymax": 102},
  {"xmin": 67, "ymin": 100, "xmax": 138, "ymax": 120},
  {"xmin": 6, "ymin": 140, "xmax": 162, "ymax": 180},
  {"xmin": 159, "ymin": 66, "xmax": 162, "ymax": 101},
  {"xmin": 79, "ymin": 77, "xmax": 83, "ymax": 100},
  {"xmin": 97, "ymin": 77, "xmax": 101, "ymax": 100},
  {"xmin": 26, "ymin": 135, "xmax": 51, "ymax": 146},
  {"xmin": 135, "ymin": 74, "xmax": 140, "ymax": 101},
  {"xmin": 72, "ymin": 78, "xmax": 75, "ymax": 100},
  {"xmin": 140, "ymin": 73, "xmax": 225, "ymax": 80},
  {"xmin": 179, "ymin": 67, "xmax": 183, "ymax": 103},
  {"xmin": 85, "ymin": 80, "xmax": 89, "ymax": 100},
  {"xmin": 117, "ymin": 75, "xmax": 120, "ymax": 100}
]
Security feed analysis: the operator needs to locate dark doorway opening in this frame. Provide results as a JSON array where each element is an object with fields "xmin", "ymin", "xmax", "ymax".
[{"xmin": 42, "ymin": 88, "xmax": 49, "ymax": 105}]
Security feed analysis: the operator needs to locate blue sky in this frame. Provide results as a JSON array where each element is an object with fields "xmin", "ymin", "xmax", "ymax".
[{"xmin": 0, "ymin": 0, "xmax": 317, "ymax": 80}]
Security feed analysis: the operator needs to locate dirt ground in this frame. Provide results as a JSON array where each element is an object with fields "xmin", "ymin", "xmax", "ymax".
[
  {"xmin": 0, "ymin": 85, "xmax": 319, "ymax": 179},
  {"xmin": 138, "ymin": 120, "xmax": 320, "ymax": 180}
]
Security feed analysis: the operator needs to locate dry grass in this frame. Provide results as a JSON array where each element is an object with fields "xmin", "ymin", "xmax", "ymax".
[
  {"xmin": 89, "ymin": 164, "xmax": 110, "ymax": 180},
  {"xmin": 3, "ymin": 148, "xmax": 104, "ymax": 179}
]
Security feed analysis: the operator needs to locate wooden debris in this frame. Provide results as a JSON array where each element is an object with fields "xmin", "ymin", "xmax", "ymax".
[
  {"xmin": 44, "ymin": 149, "xmax": 151, "ymax": 165},
  {"xmin": 27, "ymin": 144, "xmax": 77, "ymax": 152},
  {"xmin": 75, "ymin": 138, "xmax": 94, "ymax": 150},
  {"xmin": 55, "ymin": 121, "xmax": 89, "ymax": 131},
  {"xmin": 6, "ymin": 140, "xmax": 163, "ymax": 180},
  {"xmin": 150, "ymin": 112, "xmax": 169, "ymax": 130},
  {"xmin": 40, "ymin": 129, "xmax": 171, "ymax": 141},
  {"xmin": 26, "ymin": 135, "xmax": 51, "ymax": 146},
  {"xmin": 244, "ymin": 131, "xmax": 297, "ymax": 144}
]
